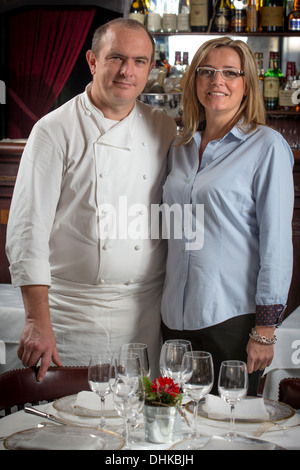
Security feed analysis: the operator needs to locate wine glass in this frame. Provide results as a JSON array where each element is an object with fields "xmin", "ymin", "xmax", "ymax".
[
  {"xmin": 120, "ymin": 343, "xmax": 150, "ymax": 377},
  {"xmin": 112, "ymin": 352, "xmax": 144, "ymax": 449},
  {"xmin": 88, "ymin": 353, "xmax": 113, "ymax": 429},
  {"xmin": 218, "ymin": 360, "xmax": 248, "ymax": 439},
  {"xmin": 159, "ymin": 339, "xmax": 192, "ymax": 386},
  {"xmin": 181, "ymin": 351, "xmax": 214, "ymax": 438}
]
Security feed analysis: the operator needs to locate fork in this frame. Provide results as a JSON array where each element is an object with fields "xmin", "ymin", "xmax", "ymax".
[{"xmin": 253, "ymin": 422, "xmax": 300, "ymax": 437}]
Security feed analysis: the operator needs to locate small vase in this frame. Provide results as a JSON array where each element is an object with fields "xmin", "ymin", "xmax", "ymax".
[{"xmin": 143, "ymin": 405, "xmax": 178, "ymax": 443}]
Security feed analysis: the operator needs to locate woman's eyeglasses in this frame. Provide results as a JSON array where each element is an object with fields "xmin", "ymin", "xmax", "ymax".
[{"xmin": 196, "ymin": 67, "xmax": 245, "ymax": 81}]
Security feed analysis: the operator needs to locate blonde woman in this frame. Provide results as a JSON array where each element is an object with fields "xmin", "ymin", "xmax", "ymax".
[{"xmin": 161, "ymin": 37, "xmax": 294, "ymax": 395}]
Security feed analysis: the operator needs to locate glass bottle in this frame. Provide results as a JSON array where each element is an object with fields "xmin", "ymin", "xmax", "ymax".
[
  {"xmin": 147, "ymin": 0, "xmax": 164, "ymax": 31},
  {"xmin": 162, "ymin": 0, "xmax": 178, "ymax": 32},
  {"xmin": 177, "ymin": 0, "xmax": 191, "ymax": 31},
  {"xmin": 254, "ymin": 52, "xmax": 264, "ymax": 95},
  {"xmin": 129, "ymin": 0, "xmax": 147, "ymax": 24},
  {"xmin": 263, "ymin": 51, "xmax": 283, "ymax": 110},
  {"xmin": 230, "ymin": 0, "xmax": 248, "ymax": 33},
  {"xmin": 213, "ymin": 0, "xmax": 231, "ymax": 32},
  {"xmin": 246, "ymin": 0, "xmax": 259, "ymax": 31},
  {"xmin": 279, "ymin": 61, "xmax": 297, "ymax": 109},
  {"xmin": 190, "ymin": 0, "xmax": 212, "ymax": 32},
  {"xmin": 260, "ymin": 0, "xmax": 285, "ymax": 32},
  {"xmin": 288, "ymin": 0, "xmax": 300, "ymax": 31}
]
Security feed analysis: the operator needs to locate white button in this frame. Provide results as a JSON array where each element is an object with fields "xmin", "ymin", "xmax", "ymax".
[
  {"xmin": 142, "ymin": 142, "xmax": 146, "ymax": 147},
  {"xmin": 103, "ymin": 244, "xmax": 111, "ymax": 250},
  {"xmin": 99, "ymin": 173, "xmax": 104, "ymax": 178},
  {"xmin": 134, "ymin": 245, "xmax": 141, "ymax": 250},
  {"xmin": 182, "ymin": 274, "xmax": 186, "ymax": 278},
  {"xmin": 139, "ymin": 209, "xmax": 145, "ymax": 215},
  {"xmin": 143, "ymin": 174, "xmax": 147, "ymax": 180},
  {"xmin": 125, "ymin": 280, "xmax": 133, "ymax": 285}
]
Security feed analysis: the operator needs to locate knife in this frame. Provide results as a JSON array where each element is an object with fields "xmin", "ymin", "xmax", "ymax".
[{"xmin": 24, "ymin": 406, "xmax": 67, "ymax": 425}]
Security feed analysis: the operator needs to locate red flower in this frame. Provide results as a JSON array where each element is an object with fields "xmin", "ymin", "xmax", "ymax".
[{"xmin": 151, "ymin": 376, "xmax": 181, "ymax": 397}]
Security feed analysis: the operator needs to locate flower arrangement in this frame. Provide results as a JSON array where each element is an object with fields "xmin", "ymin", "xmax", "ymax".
[{"xmin": 143, "ymin": 376, "xmax": 182, "ymax": 407}]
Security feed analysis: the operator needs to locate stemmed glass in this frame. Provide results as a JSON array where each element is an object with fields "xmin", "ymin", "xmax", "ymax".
[
  {"xmin": 181, "ymin": 351, "xmax": 214, "ymax": 438},
  {"xmin": 120, "ymin": 343, "xmax": 150, "ymax": 378},
  {"xmin": 159, "ymin": 339, "xmax": 192, "ymax": 387},
  {"xmin": 88, "ymin": 353, "xmax": 113, "ymax": 429},
  {"xmin": 112, "ymin": 352, "xmax": 144, "ymax": 449},
  {"xmin": 218, "ymin": 360, "xmax": 248, "ymax": 439}
]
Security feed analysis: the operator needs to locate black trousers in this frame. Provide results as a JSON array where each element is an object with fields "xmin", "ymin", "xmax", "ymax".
[{"xmin": 161, "ymin": 314, "xmax": 264, "ymax": 396}]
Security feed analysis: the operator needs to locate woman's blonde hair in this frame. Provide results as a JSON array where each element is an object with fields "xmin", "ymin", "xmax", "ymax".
[{"xmin": 179, "ymin": 36, "xmax": 266, "ymax": 145}]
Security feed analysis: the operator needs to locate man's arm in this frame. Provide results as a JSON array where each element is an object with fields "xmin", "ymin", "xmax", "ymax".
[{"xmin": 18, "ymin": 285, "xmax": 62, "ymax": 382}]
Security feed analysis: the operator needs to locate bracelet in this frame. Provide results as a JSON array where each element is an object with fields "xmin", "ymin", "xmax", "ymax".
[{"xmin": 249, "ymin": 328, "xmax": 277, "ymax": 345}]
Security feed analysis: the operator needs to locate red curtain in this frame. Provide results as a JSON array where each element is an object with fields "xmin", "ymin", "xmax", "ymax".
[{"xmin": 7, "ymin": 7, "xmax": 96, "ymax": 138}]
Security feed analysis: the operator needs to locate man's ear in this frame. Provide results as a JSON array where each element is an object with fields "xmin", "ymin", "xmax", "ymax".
[{"xmin": 86, "ymin": 50, "xmax": 97, "ymax": 75}]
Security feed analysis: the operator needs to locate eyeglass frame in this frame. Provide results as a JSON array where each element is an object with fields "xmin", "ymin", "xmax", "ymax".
[{"xmin": 196, "ymin": 67, "xmax": 245, "ymax": 80}]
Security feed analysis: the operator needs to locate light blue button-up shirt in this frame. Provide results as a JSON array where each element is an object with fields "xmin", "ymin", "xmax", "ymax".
[{"xmin": 161, "ymin": 124, "xmax": 294, "ymax": 331}]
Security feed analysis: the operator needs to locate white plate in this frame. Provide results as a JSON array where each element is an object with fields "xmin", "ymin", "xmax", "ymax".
[
  {"xmin": 170, "ymin": 434, "xmax": 284, "ymax": 450},
  {"xmin": 53, "ymin": 394, "xmax": 119, "ymax": 418},
  {"xmin": 185, "ymin": 397, "xmax": 295, "ymax": 423},
  {"xmin": 4, "ymin": 426, "xmax": 124, "ymax": 450}
]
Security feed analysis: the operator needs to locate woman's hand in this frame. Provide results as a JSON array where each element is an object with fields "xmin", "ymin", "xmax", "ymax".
[{"xmin": 246, "ymin": 326, "xmax": 275, "ymax": 374}]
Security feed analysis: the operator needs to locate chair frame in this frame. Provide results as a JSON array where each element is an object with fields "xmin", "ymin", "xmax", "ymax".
[{"xmin": 0, "ymin": 366, "xmax": 89, "ymax": 416}]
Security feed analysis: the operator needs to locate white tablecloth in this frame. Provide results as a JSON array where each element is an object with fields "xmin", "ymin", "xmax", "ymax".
[
  {"xmin": 263, "ymin": 306, "xmax": 300, "ymax": 400},
  {"xmin": 0, "ymin": 394, "xmax": 299, "ymax": 451},
  {"xmin": 0, "ymin": 284, "xmax": 24, "ymax": 374}
]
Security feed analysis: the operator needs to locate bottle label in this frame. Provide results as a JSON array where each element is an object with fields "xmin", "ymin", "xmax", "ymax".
[
  {"xmin": 264, "ymin": 77, "xmax": 279, "ymax": 98},
  {"xmin": 190, "ymin": 0, "xmax": 208, "ymax": 26},
  {"xmin": 147, "ymin": 13, "xmax": 162, "ymax": 31},
  {"xmin": 177, "ymin": 13, "xmax": 190, "ymax": 31},
  {"xmin": 162, "ymin": 13, "xmax": 177, "ymax": 31},
  {"xmin": 247, "ymin": 5, "xmax": 257, "ymax": 30},
  {"xmin": 129, "ymin": 12, "xmax": 145, "ymax": 24},
  {"xmin": 279, "ymin": 90, "xmax": 295, "ymax": 107},
  {"xmin": 261, "ymin": 7, "xmax": 283, "ymax": 28},
  {"xmin": 215, "ymin": 9, "xmax": 231, "ymax": 31}
]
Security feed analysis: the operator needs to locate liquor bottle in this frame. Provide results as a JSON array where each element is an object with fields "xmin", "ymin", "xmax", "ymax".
[
  {"xmin": 263, "ymin": 51, "xmax": 283, "ymax": 110},
  {"xmin": 288, "ymin": 0, "xmax": 300, "ymax": 31},
  {"xmin": 162, "ymin": 0, "xmax": 178, "ymax": 32},
  {"xmin": 213, "ymin": 0, "xmax": 231, "ymax": 32},
  {"xmin": 177, "ymin": 0, "xmax": 191, "ymax": 31},
  {"xmin": 279, "ymin": 61, "xmax": 297, "ymax": 109},
  {"xmin": 230, "ymin": 0, "xmax": 248, "ymax": 33},
  {"xmin": 246, "ymin": 0, "xmax": 259, "ymax": 31},
  {"xmin": 159, "ymin": 43, "xmax": 172, "ymax": 76},
  {"xmin": 190, "ymin": 0, "xmax": 211, "ymax": 32},
  {"xmin": 260, "ymin": 0, "xmax": 285, "ymax": 32},
  {"xmin": 254, "ymin": 52, "xmax": 264, "ymax": 94},
  {"xmin": 147, "ymin": 0, "xmax": 163, "ymax": 31}
]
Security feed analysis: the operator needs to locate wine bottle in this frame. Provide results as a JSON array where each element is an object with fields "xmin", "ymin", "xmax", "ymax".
[
  {"xmin": 263, "ymin": 51, "xmax": 283, "ymax": 110},
  {"xmin": 246, "ymin": 0, "xmax": 258, "ymax": 31},
  {"xmin": 260, "ymin": 0, "xmax": 285, "ymax": 32},
  {"xmin": 230, "ymin": 0, "xmax": 247, "ymax": 33},
  {"xmin": 288, "ymin": 0, "xmax": 300, "ymax": 31},
  {"xmin": 190, "ymin": 0, "xmax": 211, "ymax": 32},
  {"xmin": 147, "ymin": 0, "xmax": 163, "ymax": 32},
  {"xmin": 177, "ymin": 0, "xmax": 191, "ymax": 31},
  {"xmin": 213, "ymin": 0, "xmax": 231, "ymax": 32},
  {"xmin": 129, "ymin": 0, "xmax": 147, "ymax": 24}
]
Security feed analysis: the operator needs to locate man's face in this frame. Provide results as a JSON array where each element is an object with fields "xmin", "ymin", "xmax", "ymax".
[{"xmin": 86, "ymin": 25, "xmax": 154, "ymax": 119}]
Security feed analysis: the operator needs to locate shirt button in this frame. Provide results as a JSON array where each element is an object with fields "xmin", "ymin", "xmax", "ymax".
[
  {"xmin": 143, "ymin": 174, "xmax": 147, "ymax": 180},
  {"xmin": 142, "ymin": 142, "xmax": 146, "ymax": 147},
  {"xmin": 99, "ymin": 173, "xmax": 104, "ymax": 178},
  {"xmin": 134, "ymin": 245, "xmax": 141, "ymax": 250}
]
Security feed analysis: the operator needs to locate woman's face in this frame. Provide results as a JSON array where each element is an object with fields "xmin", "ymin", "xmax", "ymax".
[{"xmin": 196, "ymin": 47, "xmax": 246, "ymax": 122}]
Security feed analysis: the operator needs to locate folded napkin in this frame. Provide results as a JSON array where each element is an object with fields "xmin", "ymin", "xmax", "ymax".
[
  {"xmin": 72, "ymin": 391, "xmax": 101, "ymax": 413},
  {"xmin": 203, "ymin": 395, "xmax": 270, "ymax": 420}
]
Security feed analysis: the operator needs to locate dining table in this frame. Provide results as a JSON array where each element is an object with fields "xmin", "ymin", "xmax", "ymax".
[{"xmin": 0, "ymin": 392, "xmax": 299, "ymax": 453}]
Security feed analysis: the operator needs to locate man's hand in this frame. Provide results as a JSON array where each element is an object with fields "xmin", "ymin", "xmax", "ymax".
[{"xmin": 18, "ymin": 285, "xmax": 62, "ymax": 381}]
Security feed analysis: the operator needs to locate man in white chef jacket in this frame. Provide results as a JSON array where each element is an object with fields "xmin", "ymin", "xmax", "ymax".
[{"xmin": 6, "ymin": 18, "xmax": 177, "ymax": 381}]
